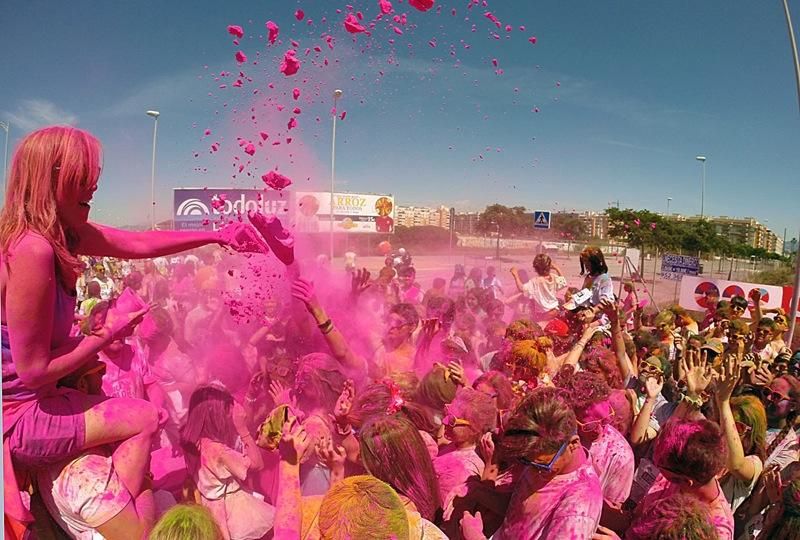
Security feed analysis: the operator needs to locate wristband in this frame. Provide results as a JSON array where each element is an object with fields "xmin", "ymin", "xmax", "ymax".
[
  {"xmin": 318, "ymin": 319, "xmax": 333, "ymax": 333},
  {"xmin": 680, "ymin": 393, "xmax": 703, "ymax": 409}
]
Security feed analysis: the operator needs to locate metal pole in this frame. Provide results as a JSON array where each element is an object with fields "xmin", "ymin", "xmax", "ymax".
[
  {"xmin": 150, "ymin": 116, "xmax": 158, "ymax": 230},
  {"xmin": 784, "ymin": 0, "xmax": 800, "ymax": 342},
  {"xmin": 1, "ymin": 121, "xmax": 9, "ymax": 199},
  {"xmin": 495, "ymin": 223, "xmax": 501, "ymax": 260},
  {"xmin": 330, "ymin": 94, "xmax": 340, "ymax": 263},
  {"xmin": 701, "ymin": 159, "xmax": 706, "ymax": 219}
]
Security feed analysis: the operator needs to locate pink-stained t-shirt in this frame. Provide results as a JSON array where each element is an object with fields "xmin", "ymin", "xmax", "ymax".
[
  {"xmin": 629, "ymin": 475, "xmax": 734, "ymax": 540},
  {"xmin": 587, "ymin": 424, "xmax": 635, "ymax": 507},
  {"xmin": 434, "ymin": 446, "xmax": 484, "ymax": 512},
  {"xmin": 494, "ymin": 457, "xmax": 603, "ymax": 540}
]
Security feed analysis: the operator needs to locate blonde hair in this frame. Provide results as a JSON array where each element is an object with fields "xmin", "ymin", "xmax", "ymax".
[
  {"xmin": 148, "ymin": 504, "xmax": 223, "ymax": 540},
  {"xmin": 319, "ymin": 475, "xmax": 409, "ymax": 540},
  {"xmin": 0, "ymin": 126, "xmax": 101, "ymax": 287}
]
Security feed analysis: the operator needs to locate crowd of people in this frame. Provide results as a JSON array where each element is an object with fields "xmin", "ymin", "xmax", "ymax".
[{"xmin": 2, "ymin": 126, "xmax": 800, "ymax": 540}]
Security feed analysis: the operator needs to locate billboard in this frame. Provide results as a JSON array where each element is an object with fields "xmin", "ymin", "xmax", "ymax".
[
  {"xmin": 679, "ymin": 275, "xmax": 785, "ymax": 318},
  {"xmin": 293, "ymin": 192, "xmax": 395, "ymax": 234},
  {"xmin": 173, "ymin": 188, "xmax": 291, "ymax": 230}
]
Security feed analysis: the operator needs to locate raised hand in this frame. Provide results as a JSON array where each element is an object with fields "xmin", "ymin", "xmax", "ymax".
[
  {"xmin": 315, "ymin": 435, "xmax": 346, "ymax": 473},
  {"xmin": 681, "ymin": 349, "xmax": 714, "ymax": 397},
  {"xmin": 350, "ymin": 268, "xmax": 371, "ymax": 298},
  {"xmin": 333, "ymin": 379, "xmax": 355, "ymax": 423},
  {"xmin": 102, "ymin": 304, "xmax": 151, "ymax": 341},
  {"xmin": 715, "ymin": 351, "xmax": 742, "ymax": 402},
  {"xmin": 291, "ymin": 277, "xmax": 318, "ymax": 309},
  {"xmin": 447, "ymin": 360, "xmax": 466, "ymax": 387},
  {"xmin": 599, "ymin": 298, "xmax": 619, "ymax": 324},
  {"xmin": 269, "ymin": 380, "xmax": 294, "ymax": 408},
  {"xmin": 644, "ymin": 375, "xmax": 664, "ymax": 400},
  {"xmin": 279, "ymin": 418, "xmax": 310, "ymax": 466}
]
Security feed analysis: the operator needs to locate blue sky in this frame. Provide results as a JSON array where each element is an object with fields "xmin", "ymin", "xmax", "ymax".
[{"xmin": 1, "ymin": 1, "xmax": 799, "ymax": 238}]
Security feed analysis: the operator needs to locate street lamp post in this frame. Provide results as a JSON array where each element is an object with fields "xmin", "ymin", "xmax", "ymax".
[
  {"xmin": 695, "ymin": 156, "xmax": 707, "ymax": 218},
  {"xmin": 330, "ymin": 89, "xmax": 343, "ymax": 262},
  {"xmin": 781, "ymin": 0, "xmax": 800, "ymax": 344},
  {"xmin": 146, "ymin": 110, "xmax": 160, "ymax": 230},
  {"xmin": 0, "ymin": 121, "xmax": 9, "ymax": 198},
  {"xmin": 666, "ymin": 197, "xmax": 672, "ymax": 216}
]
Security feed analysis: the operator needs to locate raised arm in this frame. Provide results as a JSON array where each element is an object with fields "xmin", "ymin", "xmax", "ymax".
[
  {"xmin": 629, "ymin": 376, "xmax": 663, "ymax": 446},
  {"xmin": 75, "ymin": 222, "xmax": 266, "ymax": 259},
  {"xmin": 291, "ymin": 277, "xmax": 365, "ymax": 371},
  {"xmin": 274, "ymin": 420, "xmax": 309, "ymax": 540},
  {"xmin": 509, "ymin": 267, "xmax": 525, "ymax": 293},
  {"xmin": 716, "ymin": 350, "xmax": 760, "ymax": 483},
  {"xmin": 600, "ymin": 299, "xmax": 635, "ymax": 380}
]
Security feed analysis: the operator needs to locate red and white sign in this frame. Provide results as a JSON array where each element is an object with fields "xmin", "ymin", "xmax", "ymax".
[{"xmin": 679, "ymin": 276, "xmax": 786, "ymax": 318}]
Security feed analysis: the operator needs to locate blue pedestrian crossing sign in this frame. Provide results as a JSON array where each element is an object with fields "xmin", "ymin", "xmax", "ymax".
[{"xmin": 533, "ymin": 211, "xmax": 551, "ymax": 230}]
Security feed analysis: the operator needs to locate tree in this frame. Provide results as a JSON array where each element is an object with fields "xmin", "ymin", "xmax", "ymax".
[
  {"xmin": 551, "ymin": 213, "xmax": 587, "ymax": 241},
  {"xmin": 393, "ymin": 225, "xmax": 454, "ymax": 251},
  {"xmin": 477, "ymin": 204, "xmax": 530, "ymax": 237}
]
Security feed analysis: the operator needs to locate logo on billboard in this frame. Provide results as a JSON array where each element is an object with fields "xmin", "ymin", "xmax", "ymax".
[{"xmin": 176, "ymin": 198, "xmax": 210, "ymax": 216}]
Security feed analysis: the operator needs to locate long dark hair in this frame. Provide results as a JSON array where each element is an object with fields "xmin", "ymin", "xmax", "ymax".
[
  {"xmin": 359, "ymin": 415, "xmax": 442, "ymax": 522},
  {"xmin": 181, "ymin": 385, "xmax": 238, "ymax": 475},
  {"xmin": 580, "ymin": 246, "xmax": 608, "ymax": 276}
]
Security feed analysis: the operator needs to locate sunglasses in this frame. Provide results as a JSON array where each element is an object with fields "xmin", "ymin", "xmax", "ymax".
[
  {"xmin": 576, "ymin": 409, "xmax": 615, "ymax": 432},
  {"xmin": 762, "ymin": 388, "xmax": 793, "ymax": 403},
  {"xmin": 517, "ymin": 437, "xmax": 572, "ymax": 472},
  {"xmin": 638, "ymin": 362, "xmax": 662, "ymax": 375},
  {"xmin": 442, "ymin": 413, "xmax": 471, "ymax": 429}
]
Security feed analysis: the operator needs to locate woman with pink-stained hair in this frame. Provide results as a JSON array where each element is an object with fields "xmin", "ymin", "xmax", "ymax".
[{"xmin": 0, "ymin": 126, "xmax": 262, "ymax": 537}]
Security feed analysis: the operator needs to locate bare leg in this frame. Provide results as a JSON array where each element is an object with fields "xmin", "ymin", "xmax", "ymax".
[
  {"xmin": 83, "ymin": 397, "xmax": 159, "ymax": 498},
  {"xmin": 95, "ymin": 489, "xmax": 155, "ymax": 540}
]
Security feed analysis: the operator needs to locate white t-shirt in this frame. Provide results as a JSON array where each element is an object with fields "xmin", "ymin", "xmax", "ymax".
[
  {"xmin": 522, "ymin": 273, "xmax": 563, "ymax": 312},
  {"xmin": 720, "ymin": 455, "xmax": 763, "ymax": 512}
]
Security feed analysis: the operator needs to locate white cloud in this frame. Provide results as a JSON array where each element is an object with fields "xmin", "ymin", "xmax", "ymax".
[
  {"xmin": 3, "ymin": 99, "xmax": 78, "ymax": 131},
  {"xmin": 99, "ymin": 68, "xmax": 203, "ymax": 118}
]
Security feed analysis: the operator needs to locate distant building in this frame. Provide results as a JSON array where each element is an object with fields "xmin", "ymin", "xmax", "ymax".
[
  {"xmin": 577, "ymin": 212, "xmax": 609, "ymax": 240},
  {"xmin": 666, "ymin": 214, "xmax": 784, "ymax": 254},
  {"xmin": 396, "ymin": 205, "xmax": 451, "ymax": 229}
]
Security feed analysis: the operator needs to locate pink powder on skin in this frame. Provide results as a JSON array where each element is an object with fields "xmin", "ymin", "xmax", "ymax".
[{"xmin": 266, "ymin": 21, "xmax": 280, "ymax": 45}]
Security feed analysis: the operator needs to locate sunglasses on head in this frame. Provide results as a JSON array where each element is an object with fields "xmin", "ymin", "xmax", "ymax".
[
  {"xmin": 442, "ymin": 413, "xmax": 471, "ymax": 429},
  {"xmin": 517, "ymin": 436, "xmax": 573, "ymax": 472}
]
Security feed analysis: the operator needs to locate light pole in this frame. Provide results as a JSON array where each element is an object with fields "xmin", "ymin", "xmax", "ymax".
[
  {"xmin": 0, "ymin": 121, "xmax": 9, "ymax": 198},
  {"xmin": 695, "ymin": 156, "xmax": 707, "ymax": 218},
  {"xmin": 666, "ymin": 197, "xmax": 672, "ymax": 216},
  {"xmin": 330, "ymin": 89, "xmax": 343, "ymax": 262},
  {"xmin": 781, "ymin": 0, "xmax": 800, "ymax": 344},
  {"xmin": 146, "ymin": 110, "xmax": 160, "ymax": 230}
]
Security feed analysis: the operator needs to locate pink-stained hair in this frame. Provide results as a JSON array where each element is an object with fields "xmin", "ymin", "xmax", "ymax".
[
  {"xmin": 654, "ymin": 419, "xmax": 727, "ymax": 486},
  {"xmin": 0, "ymin": 126, "xmax": 102, "ymax": 287}
]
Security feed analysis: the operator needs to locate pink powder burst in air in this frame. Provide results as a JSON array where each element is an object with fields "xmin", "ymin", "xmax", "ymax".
[
  {"xmin": 293, "ymin": 107, "xmax": 302, "ymax": 114},
  {"xmin": 227, "ymin": 25, "xmax": 244, "ymax": 39},
  {"xmin": 244, "ymin": 142, "xmax": 256, "ymax": 156},
  {"xmin": 344, "ymin": 13, "xmax": 366, "ymax": 34},
  {"xmin": 204, "ymin": 129, "xmax": 211, "ymax": 136},
  {"xmin": 393, "ymin": 26, "xmax": 403, "ymax": 35},
  {"xmin": 280, "ymin": 49, "xmax": 301, "ymax": 76},
  {"xmin": 235, "ymin": 51, "xmax": 247, "ymax": 64},
  {"xmin": 292, "ymin": 87, "xmax": 301, "ymax": 100},
  {"xmin": 295, "ymin": 9, "xmax": 305, "ymax": 21},
  {"xmin": 528, "ymin": 36, "xmax": 537, "ymax": 45},
  {"xmin": 261, "ymin": 170, "xmax": 293, "ymax": 191},
  {"xmin": 408, "ymin": 0, "xmax": 434, "ymax": 12},
  {"xmin": 266, "ymin": 21, "xmax": 280, "ymax": 45},
  {"xmin": 340, "ymin": 111, "xmax": 347, "ymax": 120},
  {"xmin": 287, "ymin": 117, "xmax": 298, "ymax": 130},
  {"xmin": 379, "ymin": 0, "xmax": 393, "ymax": 14},
  {"xmin": 259, "ymin": 131, "xmax": 269, "ymax": 140}
]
